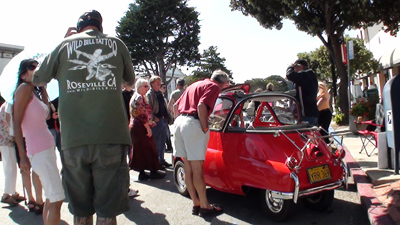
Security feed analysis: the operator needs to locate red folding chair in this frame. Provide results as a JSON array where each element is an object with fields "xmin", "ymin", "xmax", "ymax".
[{"xmin": 356, "ymin": 120, "xmax": 384, "ymax": 157}]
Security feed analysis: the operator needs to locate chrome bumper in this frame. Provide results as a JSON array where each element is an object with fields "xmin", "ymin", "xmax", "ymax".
[{"xmin": 270, "ymin": 166, "xmax": 348, "ymax": 203}]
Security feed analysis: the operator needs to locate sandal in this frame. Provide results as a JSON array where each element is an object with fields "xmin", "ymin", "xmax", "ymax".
[
  {"xmin": 1, "ymin": 194, "xmax": 18, "ymax": 206},
  {"xmin": 199, "ymin": 204, "xmax": 223, "ymax": 217},
  {"xmin": 192, "ymin": 206, "xmax": 200, "ymax": 215},
  {"xmin": 25, "ymin": 201, "xmax": 36, "ymax": 212},
  {"xmin": 35, "ymin": 203, "xmax": 44, "ymax": 215},
  {"xmin": 128, "ymin": 189, "xmax": 139, "ymax": 197},
  {"xmin": 12, "ymin": 193, "xmax": 26, "ymax": 202}
]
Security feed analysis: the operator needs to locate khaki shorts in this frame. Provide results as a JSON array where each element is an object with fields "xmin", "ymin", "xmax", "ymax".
[
  {"xmin": 173, "ymin": 115, "xmax": 210, "ymax": 161},
  {"xmin": 61, "ymin": 144, "xmax": 129, "ymax": 217},
  {"xmin": 29, "ymin": 147, "xmax": 65, "ymax": 203}
]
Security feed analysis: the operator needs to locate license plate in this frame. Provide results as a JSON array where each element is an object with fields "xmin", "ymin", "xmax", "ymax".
[{"xmin": 307, "ymin": 165, "xmax": 332, "ymax": 184}]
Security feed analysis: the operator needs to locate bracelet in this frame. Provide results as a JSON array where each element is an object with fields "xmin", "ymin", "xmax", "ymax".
[{"xmin": 202, "ymin": 128, "xmax": 209, "ymax": 132}]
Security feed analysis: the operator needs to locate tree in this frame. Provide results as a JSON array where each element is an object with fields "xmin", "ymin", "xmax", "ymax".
[
  {"xmin": 230, "ymin": 0, "xmax": 400, "ymax": 124},
  {"xmin": 298, "ymin": 37, "xmax": 379, "ymax": 81},
  {"xmin": 244, "ymin": 75, "xmax": 289, "ymax": 92},
  {"xmin": 185, "ymin": 46, "xmax": 233, "ymax": 85},
  {"xmin": 116, "ymin": 0, "xmax": 201, "ymax": 88}
]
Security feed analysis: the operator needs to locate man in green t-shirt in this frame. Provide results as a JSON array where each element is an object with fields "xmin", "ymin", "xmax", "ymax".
[
  {"xmin": 33, "ymin": 10, "xmax": 135, "ymax": 225},
  {"xmin": 168, "ymin": 78, "xmax": 185, "ymax": 118}
]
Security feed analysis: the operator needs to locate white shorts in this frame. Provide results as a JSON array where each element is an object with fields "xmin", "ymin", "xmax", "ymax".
[
  {"xmin": 28, "ymin": 147, "xmax": 65, "ymax": 203},
  {"xmin": 173, "ymin": 115, "xmax": 210, "ymax": 161}
]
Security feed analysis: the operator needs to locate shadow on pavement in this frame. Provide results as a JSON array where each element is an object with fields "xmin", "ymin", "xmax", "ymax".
[
  {"xmin": 123, "ymin": 198, "xmax": 169, "ymax": 225},
  {"xmin": 5, "ymin": 204, "xmax": 68, "ymax": 225}
]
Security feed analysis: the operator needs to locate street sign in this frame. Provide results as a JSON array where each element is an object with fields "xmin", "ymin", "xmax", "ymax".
[{"xmin": 348, "ymin": 41, "xmax": 354, "ymax": 60}]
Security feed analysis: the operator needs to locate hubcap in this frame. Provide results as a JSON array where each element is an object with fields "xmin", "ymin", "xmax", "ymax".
[
  {"xmin": 266, "ymin": 190, "xmax": 284, "ymax": 213},
  {"xmin": 177, "ymin": 166, "xmax": 186, "ymax": 190}
]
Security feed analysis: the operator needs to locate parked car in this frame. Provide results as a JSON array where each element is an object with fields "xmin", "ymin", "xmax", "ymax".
[{"xmin": 173, "ymin": 84, "xmax": 347, "ymax": 221}]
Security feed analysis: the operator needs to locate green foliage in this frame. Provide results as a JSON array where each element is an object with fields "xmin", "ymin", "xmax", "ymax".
[
  {"xmin": 230, "ymin": 0, "xmax": 400, "ymax": 123},
  {"xmin": 244, "ymin": 75, "xmax": 289, "ymax": 92},
  {"xmin": 116, "ymin": 0, "xmax": 201, "ymax": 84},
  {"xmin": 350, "ymin": 100, "xmax": 371, "ymax": 117},
  {"xmin": 297, "ymin": 37, "xmax": 379, "ymax": 81},
  {"xmin": 186, "ymin": 46, "xmax": 233, "ymax": 86},
  {"xmin": 333, "ymin": 113, "xmax": 345, "ymax": 125}
]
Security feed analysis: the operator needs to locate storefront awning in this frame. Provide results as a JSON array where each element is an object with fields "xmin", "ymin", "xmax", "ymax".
[
  {"xmin": 392, "ymin": 46, "xmax": 400, "ymax": 65},
  {"xmin": 380, "ymin": 49, "xmax": 394, "ymax": 69},
  {"xmin": 380, "ymin": 44, "xmax": 400, "ymax": 69}
]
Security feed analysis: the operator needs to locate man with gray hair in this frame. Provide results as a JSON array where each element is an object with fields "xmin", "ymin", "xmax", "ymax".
[
  {"xmin": 173, "ymin": 69, "xmax": 229, "ymax": 216},
  {"xmin": 168, "ymin": 78, "xmax": 185, "ymax": 118}
]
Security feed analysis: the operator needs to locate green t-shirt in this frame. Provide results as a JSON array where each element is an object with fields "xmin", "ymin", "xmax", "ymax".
[
  {"xmin": 169, "ymin": 89, "xmax": 184, "ymax": 102},
  {"xmin": 33, "ymin": 29, "xmax": 135, "ymax": 149}
]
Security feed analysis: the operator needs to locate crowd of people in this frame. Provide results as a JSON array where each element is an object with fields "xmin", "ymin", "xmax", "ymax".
[
  {"xmin": 0, "ymin": 9, "xmax": 232, "ymax": 225},
  {"xmin": 0, "ymin": 8, "xmax": 334, "ymax": 225}
]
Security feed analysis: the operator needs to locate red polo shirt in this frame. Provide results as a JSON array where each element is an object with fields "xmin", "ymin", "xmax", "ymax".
[{"xmin": 176, "ymin": 78, "xmax": 220, "ymax": 117}]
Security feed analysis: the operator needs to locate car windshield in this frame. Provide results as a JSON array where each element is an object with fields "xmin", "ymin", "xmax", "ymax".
[
  {"xmin": 209, "ymin": 94, "xmax": 300, "ymax": 131},
  {"xmin": 209, "ymin": 97, "xmax": 234, "ymax": 130}
]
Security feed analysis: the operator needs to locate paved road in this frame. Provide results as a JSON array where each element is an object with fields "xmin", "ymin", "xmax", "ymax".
[{"xmin": 0, "ymin": 152, "xmax": 369, "ymax": 225}]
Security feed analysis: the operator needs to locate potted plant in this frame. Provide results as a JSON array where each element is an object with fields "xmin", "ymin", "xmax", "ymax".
[
  {"xmin": 350, "ymin": 100, "xmax": 371, "ymax": 119},
  {"xmin": 349, "ymin": 100, "xmax": 371, "ymax": 133}
]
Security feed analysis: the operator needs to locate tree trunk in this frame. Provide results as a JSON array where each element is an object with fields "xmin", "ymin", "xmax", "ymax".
[{"xmin": 332, "ymin": 41, "xmax": 349, "ymax": 125}]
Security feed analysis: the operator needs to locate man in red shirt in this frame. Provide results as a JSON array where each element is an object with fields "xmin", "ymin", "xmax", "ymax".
[{"xmin": 173, "ymin": 70, "xmax": 229, "ymax": 216}]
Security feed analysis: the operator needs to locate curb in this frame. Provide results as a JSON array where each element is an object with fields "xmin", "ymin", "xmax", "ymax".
[{"xmin": 343, "ymin": 145, "xmax": 396, "ymax": 225}]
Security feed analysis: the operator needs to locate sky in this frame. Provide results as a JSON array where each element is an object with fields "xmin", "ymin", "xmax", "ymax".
[{"xmin": 0, "ymin": 0, "xmax": 355, "ymax": 83}]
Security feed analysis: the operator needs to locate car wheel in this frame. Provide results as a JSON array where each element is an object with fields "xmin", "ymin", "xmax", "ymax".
[
  {"xmin": 301, "ymin": 190, "xmax": 334, "ymax": 211},
  {"xmin": 260, "ymin": 190, "xmax": 296, "ymax": 221},
  {"xmin": 173, "ymin": 160, "xmax": 188, "ymax": 196}
]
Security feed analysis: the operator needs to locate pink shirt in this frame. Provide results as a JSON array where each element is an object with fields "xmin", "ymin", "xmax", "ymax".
[{"xmin": 21, "ymin": 94, "xmax": 54, "ymax": 155}]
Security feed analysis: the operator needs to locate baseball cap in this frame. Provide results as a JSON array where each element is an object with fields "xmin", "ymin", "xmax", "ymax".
[
  {"xmin": 294, "ymin": 59, "xmax": 308, "ymax": 67},
  {"xmin": 76, "ymin": 10, "xmax": 103, "ymax": 33},
  {"xmin": 18, "ymin": 59, "xmax": 39, "ymax": 75}
]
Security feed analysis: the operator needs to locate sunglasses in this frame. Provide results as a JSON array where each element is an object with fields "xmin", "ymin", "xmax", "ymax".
[
  {"xmin": 28, "ymin": 65, "xmax": 37, "ymax": 71},
  {"xmin": 162, "ymin": 86, "xmax": 166, "ymax": 89},
  {"xmin": 143, "ymin": 85, "xmax": 149, "ymax": 88}
]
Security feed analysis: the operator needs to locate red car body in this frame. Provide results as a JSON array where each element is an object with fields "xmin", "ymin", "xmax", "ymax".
[{"xmin": 173, "ymin": 84, "xmax": 347, "ymax": 221}]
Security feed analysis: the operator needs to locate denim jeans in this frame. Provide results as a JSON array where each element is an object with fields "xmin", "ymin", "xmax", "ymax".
[{"xmin": 151, "ymin": 118, "xmax": 168, "ymax": 164}]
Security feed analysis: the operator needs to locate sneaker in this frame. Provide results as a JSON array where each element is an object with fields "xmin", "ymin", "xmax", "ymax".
[
  {"xmin": 150, "ymin": 171, "xmax": 166, "ymax": 179},
  {"xmin": 128, "ymin": 189, "xmax": 139, "ymax": 197},
  {"xmin": 1, "ymin": 194, "xmax": 18, "ymax": 206},
  {"xmin": 138, "ymin": 172, "xmax": 150, "ymax": 181},
  {"xmin": 12, "ymin": 193, "xmax": 26, "ymax": 202}
]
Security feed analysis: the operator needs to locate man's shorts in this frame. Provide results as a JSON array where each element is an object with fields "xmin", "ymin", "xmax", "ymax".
[
  {"xmin": 28, "ymin": 146, "xmax": 65, "ymax": 203},
  {"xmin": 173, "ymin": 115, "xmax": 210, "ymax": 161},
  {"xmin": 61, "ymin": 144, "xmax": 129, "ymax": 217}
]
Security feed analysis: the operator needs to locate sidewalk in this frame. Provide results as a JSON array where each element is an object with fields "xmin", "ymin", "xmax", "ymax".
[{"xmin": 336, "ymin": 125, "xmax": 400, "ymax": 225}]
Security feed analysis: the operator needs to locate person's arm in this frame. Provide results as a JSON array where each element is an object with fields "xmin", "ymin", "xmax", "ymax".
[
  {"xmin": 13, "ymin": 85, "xmax": 32, "ymax": 172},
  {"xmin": 39, "ymin": 87, "xmax": 51, "ymax": 120},
  {"xmin": 197, "ymin": 102, "xmax": 209, "ymax": 133},
  {"xmin": 168, "ymin": 98, "xmax": 175, "ymax": 115},
  {"xmin": 143, "ymin": 122, "xmax": 152, "ymax": 137}
]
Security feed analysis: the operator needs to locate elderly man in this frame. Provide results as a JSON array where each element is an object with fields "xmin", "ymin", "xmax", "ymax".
[
  {"xmin": 33, "ymin": 10, "xmax": 135, "ymax": 225},
  {"xmin": 286, "ymin": 59, "xmax": 319, "ymax": 126},
  {"xmin": 173, "ymin": 70, "xmax": 230, "ymax": 216},
  {"xmin": 146, "ymin": 76, "xmax": 173, "ymax": 169}
]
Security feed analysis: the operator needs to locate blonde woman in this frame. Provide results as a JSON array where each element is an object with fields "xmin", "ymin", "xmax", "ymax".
[{"xmin": 317, "ymin": 81, "xmax": 332, "ymax": 144}]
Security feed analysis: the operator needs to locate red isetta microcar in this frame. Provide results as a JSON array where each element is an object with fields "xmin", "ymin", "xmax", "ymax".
[{"xmin": 173, "ymin": 84, "xmax": 347, "ymax": 221}]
